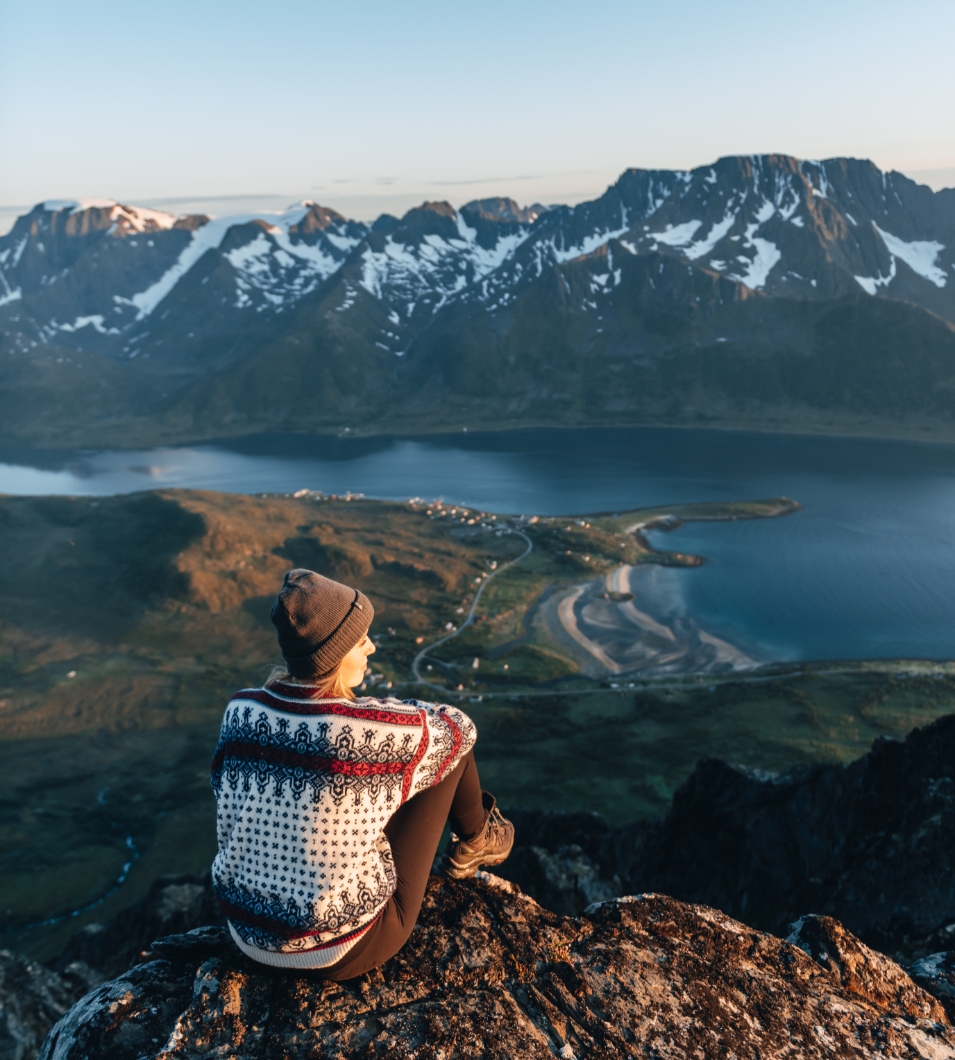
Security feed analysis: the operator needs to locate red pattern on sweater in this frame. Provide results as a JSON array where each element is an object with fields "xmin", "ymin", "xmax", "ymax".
[{"xmin": 236, "ymin": 687, "xmax": 423, "ymax": 725}]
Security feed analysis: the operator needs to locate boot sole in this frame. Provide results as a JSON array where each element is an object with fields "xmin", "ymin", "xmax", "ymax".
[{"xmin": 439, "ymin": 851, "xmax": 511, "ymax": 880}]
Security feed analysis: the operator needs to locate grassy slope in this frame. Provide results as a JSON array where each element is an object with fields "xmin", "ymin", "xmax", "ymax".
[{"xmin": 1, "ymin": 490, "xmax": 953, "ymax": 959}]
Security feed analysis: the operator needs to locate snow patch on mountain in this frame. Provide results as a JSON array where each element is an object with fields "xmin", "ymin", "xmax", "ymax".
[
  {"xmin": 272, "ymin": 226, "xmax": 359, "ymax": 273},
  {"xmin": 224, "ymin": 225, "xmax": 348, "ymax": 311},
  {"xmin": 322, "ymin": 232, "xmax": 354, "ymax": 252},
  {"xmin": 874, "ymin": 225, "xmax": 947, "ymax": 287},
  {"xmin": 360, "ymin": 212, "xmax": 530, "ymax": 308},
  {"xmin": 776, "ymin": 188, "xmax": 801, "ymax": 222},
  {"xmin": 56, "ymin": 315, "xmax": 119, "ymax": 335},
  {"xmin": 650, "ymin": 221, "xmax": 703, "ymax": 248},
  {"xmin": 754, "ymin": 200, "xmax": 775, "ymax": 224},
  {"xmin": 454, "ymin": 213, "xmax": 530, "ymax": 277},
  {"xmin": 117, "ymin": 216, "xmax": 236, "ymax": 318},
  {"xmin": 684, "ymin": 211, "xmax": 737, "ymax": 261},
  {"xmin": 119, "ymin": 204, "xmax": 345, "ymax": 319},
  {"xmin": 728, "ymin": 222, "xmax": 781, "ymax": 289},
  {"xmin": 226, "ymin": 235, "xmax": 294, "ymax": 308},
  {"xmin": 225, "ymin": 234, "xmax": 274, "ymax": 274},
  {"xmin": 855, "ymin": 259, "xmax": 897, "ymax": 295},
  {"xmin": 546, "ymin": 212, "xmax": 631, "ymax": 265},
  {"xmin": 11, "ymin": 238, "xmax": 28, "ymax": 268},
  {"xmin": 361, "ymin": 239, "xmax": 442, "ymax": 302},
  {"xmin": 802, "ymin": 160, "xmax": 832, "ymax": 199}
]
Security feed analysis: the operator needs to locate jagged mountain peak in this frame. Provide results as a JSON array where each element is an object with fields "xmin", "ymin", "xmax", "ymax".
[
  {"xmin": 461, "ymin": 197, "xmax": 543, "ymax": 225},
  {"xmin": 414, "ymin": 200, "xmax": 457, "ymax": 218},
  {"xmin": 371, "ymin": 213, "xmax": 400, "ymax": 234},
  {"xmin": 286, "ymin": 202, "xmax": 349, "ymax": 235},
  {"xmin": 37, "ymin": 199, "xmax": 191, "ymax": 236},
  {"xmin": 387, "ymin": 200, "xmax": 461, "ymax": 244}
]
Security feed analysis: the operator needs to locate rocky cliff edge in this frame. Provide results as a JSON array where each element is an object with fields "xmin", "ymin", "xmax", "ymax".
[{"xmin": 34, "ymin": 874, "xmax": 955, "ymax": 1060}]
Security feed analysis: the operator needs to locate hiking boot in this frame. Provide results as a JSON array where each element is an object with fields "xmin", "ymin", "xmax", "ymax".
[{"xmin": 438, "ymin": 791, "xmax": 515, "ymax": 879}]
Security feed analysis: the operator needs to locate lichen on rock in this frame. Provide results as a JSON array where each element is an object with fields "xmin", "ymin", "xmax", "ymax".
[{"xmin": 37, "ymin": 876, "xmax": 955, "ymax": 1060}]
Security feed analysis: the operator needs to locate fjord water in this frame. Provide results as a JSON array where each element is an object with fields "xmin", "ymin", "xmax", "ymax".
[{"xmin": 3, "ymin": 426, "xmax": 955, "ymax": 663}]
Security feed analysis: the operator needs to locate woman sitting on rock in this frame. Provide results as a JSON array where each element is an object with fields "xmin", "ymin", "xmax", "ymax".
[{"xmin": 210, "ymin": 569, "xmax": 514, "ymax": 979}]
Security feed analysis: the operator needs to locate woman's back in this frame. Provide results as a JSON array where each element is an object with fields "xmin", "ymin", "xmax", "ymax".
[{"xmin": 211, "ymin": 679, "xmax": 476, "ymax": 967}]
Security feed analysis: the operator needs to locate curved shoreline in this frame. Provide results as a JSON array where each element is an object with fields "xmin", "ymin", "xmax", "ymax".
[{"xmin": 407, "ymin": 497, "xmax": 802, "ymax": 694}]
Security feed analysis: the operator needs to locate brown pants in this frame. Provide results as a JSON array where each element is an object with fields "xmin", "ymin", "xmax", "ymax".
[{"xmin": 315, "ymin": 749, "xmax": 486, "ymax": 980}]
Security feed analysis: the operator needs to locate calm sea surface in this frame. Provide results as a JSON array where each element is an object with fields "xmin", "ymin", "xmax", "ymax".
[{"xmin": 3, "ymin": 427, "xmax": 955, "ymax": 663}]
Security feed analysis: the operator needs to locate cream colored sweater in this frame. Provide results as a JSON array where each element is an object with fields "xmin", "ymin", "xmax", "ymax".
[{"xmin": 210, "ymin": 680, "xmax": 476, "ymax": 968}]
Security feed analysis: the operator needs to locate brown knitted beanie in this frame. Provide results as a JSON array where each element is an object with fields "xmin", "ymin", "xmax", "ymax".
[{"xmin": 270, "ymin": 569, "xmax": 374, "ymax": 679}]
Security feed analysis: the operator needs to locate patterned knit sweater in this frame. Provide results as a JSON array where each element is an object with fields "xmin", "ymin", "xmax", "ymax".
[{"xmin": 210, "ymin": 681, "xmax": 477, "ymax": 968}]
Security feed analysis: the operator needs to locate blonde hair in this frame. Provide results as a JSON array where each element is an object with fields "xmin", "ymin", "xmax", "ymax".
[{"xmin": 264, "ymin": 663, "xmax": 356, "ymax": 700}]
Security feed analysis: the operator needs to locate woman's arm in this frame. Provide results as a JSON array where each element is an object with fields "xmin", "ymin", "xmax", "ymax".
[{"xmin": 405, "ymin": 699, "xmax": 477, "ymax": 798}]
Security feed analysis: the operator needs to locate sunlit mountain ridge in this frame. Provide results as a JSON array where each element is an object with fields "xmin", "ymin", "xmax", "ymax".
[{"xmin": 2, "ymin": 155, "xmax": 955, "ymax": 446}]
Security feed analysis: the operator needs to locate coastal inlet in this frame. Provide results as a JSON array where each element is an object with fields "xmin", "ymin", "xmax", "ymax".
[{"xmin": 532, "ymin": 500, "xmax": 799, "ymax": 679}]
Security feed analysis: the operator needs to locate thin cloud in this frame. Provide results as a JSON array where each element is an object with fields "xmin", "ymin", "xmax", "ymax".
[
  {"xmin": 430, "ymin": 170, "xmax": 595, "ymax": 186},
  {"xmin": 153, "ymin": 193, "xmax": 294, "ymax": 205}
]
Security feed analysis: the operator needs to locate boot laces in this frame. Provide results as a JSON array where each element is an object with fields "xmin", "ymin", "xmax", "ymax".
[{"xmin": 485, "ymin": 806, "xmax": 508, "ymax": 846}]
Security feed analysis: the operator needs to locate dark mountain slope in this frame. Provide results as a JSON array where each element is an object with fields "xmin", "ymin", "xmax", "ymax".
[
  {"xmin": 0, "ymin": 340, "xmax": 163, "ymax": 444},
  {"xmin": 5, "ymin": 243, "xmax": 955, "ymax": 447},
  {"xmin": 397, "ymin": 244, "xmax": 955, "ymax": 434},
  {"xmin": 500, "ymin": 712, "xmax": 955, "ymax": 961},
  {"xmin": 619, "ymin": 711, "xmax": 955, "ymax": 955}
]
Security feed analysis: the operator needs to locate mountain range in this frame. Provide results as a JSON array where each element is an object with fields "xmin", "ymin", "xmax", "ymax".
[{"xmin": 2, "ymin": 154, "xmax": 955, "ymax": 446}]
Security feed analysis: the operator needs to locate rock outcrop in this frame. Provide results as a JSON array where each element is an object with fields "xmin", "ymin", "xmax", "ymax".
[
  {"xmin": 36, "ymin": 876, "xmax": 955, "ymax": 1060},
  {"xmin": 910, "ymin": 950, "xmax": 955, "ymax": 1024},
  {"xmin": 500, "ymin": 713, "xmax": 955, "ymax": 960},
  {"xmin": 0, "ymin": 950, "xmax": 100, "ymax": 1060},
  {"xmin": 0, "ymin": 873, "xmax": 219, "ymax": 1060}
]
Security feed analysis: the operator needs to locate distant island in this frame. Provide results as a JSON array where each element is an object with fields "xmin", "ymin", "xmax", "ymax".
[{"xmin": 2, "ymin": 155, "xmax": 955, "ymax": 448}]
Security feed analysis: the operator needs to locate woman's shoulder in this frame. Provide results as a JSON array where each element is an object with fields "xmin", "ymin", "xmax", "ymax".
[
  {"xmin": 361, "ymin": 693, "xmax": 450, "ymax": 710},
  {"xmin": 354, "ymin": 693, "xmax": 435, "ymax": 715},
  {"xmin": 227, "ymin": 686, "xmax": 423, "ymax": 715},
  {"xmin": 358, "ymin": 694, "xmax": 473, "ymax": 720}
]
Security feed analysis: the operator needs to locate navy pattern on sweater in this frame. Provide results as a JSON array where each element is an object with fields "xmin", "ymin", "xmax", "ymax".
[{"xmin": 210, "ymin": 681, "xmax": 476, "ymax": 959}]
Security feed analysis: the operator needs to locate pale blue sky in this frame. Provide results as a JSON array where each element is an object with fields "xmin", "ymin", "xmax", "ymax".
[{"xmin": 1, "ymin": 0, "xmax": 953, "ymax": 231}]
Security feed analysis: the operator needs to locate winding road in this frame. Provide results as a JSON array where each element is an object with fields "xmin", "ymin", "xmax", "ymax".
[{"xmin": 410, "ymin": 528, "xmax": 532, "ymax": 699}]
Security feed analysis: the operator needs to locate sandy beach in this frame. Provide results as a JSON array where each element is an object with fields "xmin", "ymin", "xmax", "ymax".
[{"xmin": 543, "ymin": 562, "xmax": 759, "ymax": 678}]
